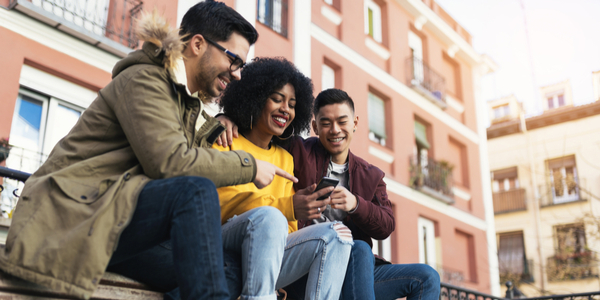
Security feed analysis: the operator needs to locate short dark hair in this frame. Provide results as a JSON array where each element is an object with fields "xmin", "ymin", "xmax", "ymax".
[
  {"xmin": 219, "ymin": 57, "xmax": 314, "ymax": 146},
  {"xmin": 180, "ymin": 1, "xmax": 258, "ymax": 45},
  {"xmin": 314, "ymin": 88, "xmax": 355, "ymax": 116}
]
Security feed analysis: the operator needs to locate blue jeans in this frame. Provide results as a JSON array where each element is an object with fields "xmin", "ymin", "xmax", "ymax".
[
  {"xmin": 222, "ymin": 207, "xmax": 353, "ymax": 300},
  {"xmin": 285, "ymin": 240, "xmax": 440, "ymax": 300},
  {"xmin": 106, "ymin": 176, "xmax": 229, "ymax": 300}
]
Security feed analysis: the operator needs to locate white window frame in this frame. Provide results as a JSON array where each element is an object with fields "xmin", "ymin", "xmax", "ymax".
[
  {"xmin": 257, "ymin": 0, "xmax": 284, "ymax": 34},
  {"xmin": 545, "ymin": 93, "xmax": 565, "ymax": 110},
  {"xmin": 418, "ymin": 217, "xmax": 437, "ymax": 268},
  {"xmin": 408, "ymin": 31, "xmax": 424, "ymax": 84},
  {"xmin": 322, "ymin": 64, "xmax": 335, "ymax": 91},
  {"xmin": 364, "ymin": 0, "xmax": 382, "ymax": 43},
  {"xmin": 324, "ymin": 0, "xmax": 333, "ymax": 5},
  {"xmin": 368, "ymin": 92, "xmax": 386, "ymax": 146},
  {"xmin": 493, "ymin": 104, "xmax": 510, "ymax": 119},
  {"xmin": 372, "ymin": 236, "xmax": 392, "ymax": 262}
]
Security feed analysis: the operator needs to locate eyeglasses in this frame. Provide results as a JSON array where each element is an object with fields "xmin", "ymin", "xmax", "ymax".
[{"xmin": 204, "ymin": 37, "xmax": 246, "ymax": 72}]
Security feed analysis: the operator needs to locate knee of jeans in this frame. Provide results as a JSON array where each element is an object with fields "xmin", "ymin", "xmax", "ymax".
[
  {"xmin": 352, "ymin": 240, "xmax": 373, "ymax": 258},
  {"xmin": 249, "ymin": 206, "xmax": 288, "ymax": 237},
  {"xmin": 332, "ymin": 222, "xmax": 353, "ymax": 244},
  {"xmin": 421, "ymin": 264, "xmax": 441, "ymax": 286},
  {"xmin": 183, "ymin": 177, "xmax": 219, "ymax": 206}
]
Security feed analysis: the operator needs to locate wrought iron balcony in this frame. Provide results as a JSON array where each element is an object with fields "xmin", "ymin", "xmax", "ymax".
[
  {"xmin": 0, "ymin": 146, "xmax": 46, "ymax": 218},
  {"xmin": 406, "ymin": 56, "xmax": 447, "ymax": 109},
  {"xmin": 546, "ymin": 251, "xmax": 598, "ymax": 282},
  {"xmin": 539, "ymin": 177, "xmax": 587, "ymax": 207},
  {"xmin": 409, "ymin": 156, "xmax": 454, "ymax": 204},
  {"xmin": 493, "ymin": 188, "xmax": 527, "ymax": 214},
  {"xmin": 9, "ymin": 0, "xmax": 143, "ymax": 57}
]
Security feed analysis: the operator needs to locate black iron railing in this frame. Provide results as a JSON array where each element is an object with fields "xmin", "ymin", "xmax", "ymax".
[
  {"xmin": 440, "ymin": 283, "xmax": 504, "ymax": 300},
  {"xmin": 0, "ymin": 146, "xmax": 42, "ymax": 217},
  {"xmin": 9, "ymin": 0, "xmax": 143, "ymax": 49},
  {"xmin": 515, "ymin": 291, "xmax": 600, "ymax": 300},
  {"xmin": 410, "ymin": 156, "xmax": 454, "ymax": 202},
  {"xmin": 257, "ymin": 0, "xmax": 289, "ymax": 38},
  {"xmin": 406, "ymin": 56, "xmax": 446, "ymax": 105}
]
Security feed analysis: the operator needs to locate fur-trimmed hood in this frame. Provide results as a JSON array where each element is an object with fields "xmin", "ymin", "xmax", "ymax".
[{"xmin": 112, "ymin": 10, "xmax": 184, "ymax": 78}]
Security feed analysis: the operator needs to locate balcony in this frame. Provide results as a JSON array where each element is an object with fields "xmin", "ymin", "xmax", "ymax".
[
  {"xmin": 257, "ymin": 0, "xmax": 289, "ymax": 38},
  {"xmin": 539, "ymin": 177, "xmax": 587, "ymax": 207},
  {"xmin": 499, "ymin": 259, "xmax": 534, "ymax": 287},
  {"xmin": 406, "ymin": 56, "xmax": 447, "ymax": 109},
  {"xmin": 493, "ymin": 188, "xmax": 527, "ymax": 214},
  {"xmin": 9, "ymin": 0, "xmax": 143, "ymax": 57},
  {"xmin": 547, "ymin": 251, "xmax": 598, "ymax": 282},
  {"xmin": 409, "ymin": 156, "xmax": 454, "ymax": 204}
]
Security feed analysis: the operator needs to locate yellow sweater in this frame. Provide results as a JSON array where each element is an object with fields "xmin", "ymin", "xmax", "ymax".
[{"xmin": 213, "ymin": 136, "xmax": 298, "ymax": 232}]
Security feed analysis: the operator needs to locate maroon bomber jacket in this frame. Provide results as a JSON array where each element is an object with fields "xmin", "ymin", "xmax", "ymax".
[{"xmin": 285, "ymin": 136, "xmax": 395, "ymax": 252}]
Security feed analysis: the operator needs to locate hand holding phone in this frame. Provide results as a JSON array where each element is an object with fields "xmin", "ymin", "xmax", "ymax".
[{"xmin": 314, "ymin": 177, "xmax": 339, "ymax": 200}]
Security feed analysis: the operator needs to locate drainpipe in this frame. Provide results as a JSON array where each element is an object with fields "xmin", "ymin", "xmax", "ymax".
[{"xmin": 521, "ymin": 110, "xmax": 545, "ymax": 293}]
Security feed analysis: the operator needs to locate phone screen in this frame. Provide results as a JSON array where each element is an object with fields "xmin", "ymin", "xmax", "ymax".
[{"xmin": 315, "ymin": 177, "xmax": 339, "ymax": 200}]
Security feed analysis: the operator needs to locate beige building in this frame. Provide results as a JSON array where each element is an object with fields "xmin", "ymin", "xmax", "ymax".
[{"xmin": 487, "ymin": 78, "xmax": 600, "ymax": 296}]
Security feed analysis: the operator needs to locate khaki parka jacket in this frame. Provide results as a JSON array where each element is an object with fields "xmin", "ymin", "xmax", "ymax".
[{"xmin": 0, "ymin": 16, "xmax": 256, "ymax": 299}]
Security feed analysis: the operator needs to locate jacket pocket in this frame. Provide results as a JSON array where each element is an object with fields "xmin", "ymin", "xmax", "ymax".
[{"xmin": 50, "ymin": 175, "xmax": 116, "ymax": 204}]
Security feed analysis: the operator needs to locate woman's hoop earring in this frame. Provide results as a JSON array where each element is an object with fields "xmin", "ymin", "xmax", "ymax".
[
  {"xmin": 278, "ymin": 127, "xmax": 295, "ymax": 140},
  {"xmin": 250, "ymin": 115, "xmax": 252, "ymax": 130}
]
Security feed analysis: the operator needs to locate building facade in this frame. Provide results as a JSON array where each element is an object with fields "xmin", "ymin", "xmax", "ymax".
[
  {"xmin": 488, "ymin": 79, "xmax": 600, "ymax": 295},
  {"xmin": 1, "ymin": 0, "xmax": 499, "ymax": 294}
]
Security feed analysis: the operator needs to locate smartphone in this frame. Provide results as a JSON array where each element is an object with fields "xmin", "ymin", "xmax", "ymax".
[{"xmin": 314, "ymin": 177, "xmax": 339, "ymax": 200}]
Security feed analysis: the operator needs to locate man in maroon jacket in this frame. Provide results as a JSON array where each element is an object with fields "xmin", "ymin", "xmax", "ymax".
[{"xmin": 283, "ymin": 89, "xmax": 440, "ymax": 300}]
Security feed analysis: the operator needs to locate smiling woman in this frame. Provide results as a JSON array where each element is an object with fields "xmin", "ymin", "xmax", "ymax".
[{"xmin": 213, "ymin": 57, "xmax": 353, "ymax": 300}]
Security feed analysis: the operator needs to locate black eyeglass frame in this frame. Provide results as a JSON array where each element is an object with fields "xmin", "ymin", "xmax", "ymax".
[{"xmin": 204, "ymin": 37, "xmax": 246, "ymax": 72}]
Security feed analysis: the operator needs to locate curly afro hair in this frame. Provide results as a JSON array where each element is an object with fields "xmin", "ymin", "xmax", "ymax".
[{"xmin": 219, "ymin": 57, "xmax": 314, "ymax": 146}]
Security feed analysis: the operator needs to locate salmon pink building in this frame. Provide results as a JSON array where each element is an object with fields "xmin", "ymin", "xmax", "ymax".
[{"xmin": 1, "ymin": 0, "xmax": 500, "ymax": 295}]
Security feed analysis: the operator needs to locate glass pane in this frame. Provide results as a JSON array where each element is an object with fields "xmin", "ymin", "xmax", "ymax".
[
  {"xmin": 11, "ymin": 95, "xmax": 43, "ymax": 151},
  {"xmin": 322, "ymin": 65, "xmax": 335, "ymax": 91},
  {"xmin": 547, "ymin": 98, "xmax": 554, "ymax": 109},
  {"xmin": 558, "ymin": 94, "xmax": 565, "ymax": 107},
  {"xmin": 368, "ymin": 93, "xmax": 386, "ymax": 138},
  {"xmin": 45, "ymin": 104, "xmax": 81, "ymax": 154},
  {"xmin": 368, "ymin": 8, "xmax": 374, "ymax": 37}
]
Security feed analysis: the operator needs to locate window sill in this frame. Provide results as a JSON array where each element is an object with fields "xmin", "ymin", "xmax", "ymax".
[
  {"xmin": 365, "ymin": 37, "xmax": 390, "ymax": 60},
  {"xmin": 409, "ymin": 81, "xmax": 447, "ymax": 109},
  {"xmin": 321, "ymin": 5, "xmax": 342, "ymax": 25}
]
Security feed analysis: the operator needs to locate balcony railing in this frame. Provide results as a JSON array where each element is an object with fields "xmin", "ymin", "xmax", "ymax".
[
  {"xmin": 493, "ymin": 188, "xmax": 527, "ymax": 214},
  {"xmin": 546, "ymin": 251, "xmax": 598, "ymax": 282},
  {"xmin": 440, "ymin": 283, "xmax": 503, "ymax": 300},
  {"xmin": 257, "ymin": 0, "xmax": 289, "ymax": 38},
  {"xmin": 0, "ymin": 146, "xmax": 47, "ymax": 218},
  {"xmin": 539, "ymin": 178, "xmax": 587, "ymax": 207},
  {"xmin": 410, "ymin": 156, "xmax": 454, "ymax": 204},
  {"xmin": 406, "ymin": 56, "xmax": 447, "ymax": 108},
  {"xmin": 9, "ymin": 0, "xmax": 143, "ymax": 57}
]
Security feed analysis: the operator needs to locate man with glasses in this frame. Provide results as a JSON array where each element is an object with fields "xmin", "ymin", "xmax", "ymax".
[{"xmin": 0, "ymin": 2, "xmax": 296, "ymax": 300}]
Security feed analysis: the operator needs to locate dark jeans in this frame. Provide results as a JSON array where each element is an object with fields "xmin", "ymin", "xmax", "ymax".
[
  {"xmin": 284, "ymin": 240, "xmax": 441, "ymax": 300},
  {"xmin": 106, "ymin": 176, "xmax": 230, "ymax": 300}
]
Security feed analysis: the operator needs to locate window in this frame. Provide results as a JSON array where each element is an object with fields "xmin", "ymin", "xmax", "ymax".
[
  {"xmin": 368, "ymin": 92, "xmax": 386, "ymax": 146},
  {"xmin": 418, "ymin": 217, "xmax": 437, "ymax": 268},
  {"xmin": 257, "ymin": 0, "xmax": 289, "ymax": 37},
  {"xmin": 322, "ymin": 64, "xmax": 335, "ymax": 91},
  {"xmin": 408, "ymin": 31, "xmax": 424, "ymax": 84},
  {"xmin": 555, "ymin": 224, "xmax": 586, "ymax": 255},
  {"xmin": 492, "ymin": 167, "xmax": 519, "ymax": 192},
  {"xmin": 324, "ymin": 0, "xmax": 333, "ymax": 4},
  {"xmin": 546, "ymin": 93, "xmax": 565, "ymax": 110},
  {"xmin": 493, "ymin": 104, "xmax": 510, "ymax": 120},
  {"xmin": 498, "ymin": 232, "xmax": 531, "ymax": 282},
  {"xmin": 364, "ymin": 0, "xmax": 382, "ymax": 43},
  {"xmin": 372, "ymin": 236, "xmax": 392, "ymax": 262},
  {"xmin": 8, "ymin": 89, "xmax": 83, "ymax": 172},
  {"xmin": 414, "ymin": 120, "xmax": 430, "ymax": 173},
  {"xmin": 547, "ymin": 156, "xmax": 579, "ymax": 204},
  {"xmin": 455, "ymin": 230, "xmax": 477, "ymax": 282},
  {"xmin": 448, "ymin": 138, "xmax": 469, "ymax": 188},
  {"xmin": 442, "ymin": 53, "xmax": 461, "ymax": 99}
]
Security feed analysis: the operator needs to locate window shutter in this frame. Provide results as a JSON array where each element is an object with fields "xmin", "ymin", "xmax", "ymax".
[
  {"xmin": 414, "ymin": 121, "xmax": 430, "ymax": 149},
  {"xmin": 368, "ymin": 93, "xmax": 386, "ymax": 139}
]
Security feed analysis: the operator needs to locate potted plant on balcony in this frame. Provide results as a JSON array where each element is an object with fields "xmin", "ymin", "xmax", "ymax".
[{"xmin": 0, "ymin": 138, "xmax": 11, "ymax": 164}]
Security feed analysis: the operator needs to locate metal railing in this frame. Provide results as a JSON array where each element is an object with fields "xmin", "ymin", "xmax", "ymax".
[
  {"xmin": 406, "ymin": 56, "xmax": 446, "ymax": 105},
  {"xmin": 10, "ymin": 0, "xmax": 143, "ymax": 49},
  {"xmin": 257, "ymin": 0, "xmax": 289, "ymax": 38},
  {"xmin": 410, "ymin": 156, "xmax": 454, "ymax": 201},
  {"xmin": 493, "ymin": 188, "xmax": 527, "ymax": 214},
  {"xmin": 440, "ymin": 282, "xmax": 504, "ymax": 300},
  {"xmin": 0, "ymin": 146, "xmax": 45, "ymax": 218},
  {"xmin": 546, "ymin": 251, "xmax": 598, "ymax": 282},
  {"xmin": 539, "ymin": 178, "xmax": 587, "ymax": 207}
]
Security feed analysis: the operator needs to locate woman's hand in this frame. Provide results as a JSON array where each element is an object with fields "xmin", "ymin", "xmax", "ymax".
[
  {"xmin": 216, "ymin": 114, "xmax": 238, "ymax": 147},
  {"xmin": 293, "ymin": 184, "xmax": 333, "ymax": 220}
]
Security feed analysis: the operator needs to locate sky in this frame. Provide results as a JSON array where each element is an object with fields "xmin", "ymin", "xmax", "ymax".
[{"xmin": 435, "ymin": 0, "xmax": 600, "ymax": 118}]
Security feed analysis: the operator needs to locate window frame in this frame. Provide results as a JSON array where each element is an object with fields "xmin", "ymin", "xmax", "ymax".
[
  {"xmin": 367, "ymin": 92, "xmax": 387, "ymax": 146},
  {"xmin": 364, "ymin": 0, "xmax": 382, "ymax": 43}
]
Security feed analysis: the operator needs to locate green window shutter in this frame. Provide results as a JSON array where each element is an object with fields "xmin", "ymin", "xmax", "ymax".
[
  {"xmin": 414, "ymin": 121, "xmax": 430, "ymax": 149},
  {"xmin": 368, "ymin": 8, "xmax": 374, "ymax": 37},
  {"xmin": 368, "ymin": 93, "xmax": 386, "ymax": 139}
]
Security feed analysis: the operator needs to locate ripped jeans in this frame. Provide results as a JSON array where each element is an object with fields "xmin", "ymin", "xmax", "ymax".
[{"xmin": 222, "ymin": 206, "xmax": 353, "ymax": 300}]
